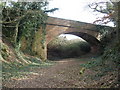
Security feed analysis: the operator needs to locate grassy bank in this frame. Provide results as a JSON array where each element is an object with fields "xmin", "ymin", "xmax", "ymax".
[
  {"xmin": 1, "ymin": 40, "xmax": 55, "ymax": 82},
  {"xmin": 79, "ymin": 40, "xmax": 120, "ymax": 88}
]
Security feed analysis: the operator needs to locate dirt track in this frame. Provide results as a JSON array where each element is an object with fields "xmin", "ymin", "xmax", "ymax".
[
  {"xmin": 3, "ymin": 58, "xmax": 91, "ymax": 88},
  {"xmin": 3, "ymin": 56, "xmax": 118, "ymax": 88}
]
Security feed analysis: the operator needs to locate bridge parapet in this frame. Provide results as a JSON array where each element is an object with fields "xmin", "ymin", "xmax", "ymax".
[
  {"xmin": 46, "ymin": 17, "xmax": 114, "ymax": 44},
  {"xmin": 47, "ymin": 17, "xmax": 113, "ymax": 32}
]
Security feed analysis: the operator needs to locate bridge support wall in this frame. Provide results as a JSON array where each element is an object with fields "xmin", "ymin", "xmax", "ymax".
[
  {"xmin": 20, "ymin": 27, "xmax": 47, "ymax": 61},
  {"xmin": 31, "ymin": 27, "xmax": 47, "ymax": 60}
]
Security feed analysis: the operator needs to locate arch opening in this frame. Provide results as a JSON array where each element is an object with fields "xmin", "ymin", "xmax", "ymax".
[
  {"xmin": 64, "ymin": 32, "xmax": 102, "ymax": 55},
  {"xmin": 47, "ymin": 34, "xmax": 92, "ymax": 60}
]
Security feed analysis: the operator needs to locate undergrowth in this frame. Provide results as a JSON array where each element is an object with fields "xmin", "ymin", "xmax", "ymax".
[
  {"xmin": 80, "ymin": 40, "xmax": 120, "ymax": 88},
  {"xmin": 2, "ymin": 51, "xmax": 54, "ymax": 81},
  {"xmin": 2, "ymin": 57, "xmax": 54, "ymax": 81},
  {"xmin": 1, "ymin": 39, "xmax": 55, "ymax": 82},
  {"xmin": 48, "ymin": 36, "xmax": 91, "ymax": 59}
]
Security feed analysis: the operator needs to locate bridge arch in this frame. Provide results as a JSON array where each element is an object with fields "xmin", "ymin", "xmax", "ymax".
[
  {"xmin": 46, "ymin": 17, "xmax": 103, "ymax": 45},
  {"xmin": 45, "ymin": 17, "xmax": 105, "ymax": 56},
  {"xmin": 47, "ymin": 31, "xmax": 101, "ymax": 54},
  {"xmin": 64, "ymin": 32, "xmax": 101, "ymax": 54},
  {"xmin": 64, "ymin": 32, "xmax": 100, "ymax": 46},
  {"xmin": 20, "ymin": 17, "xmax": 113, "ymax": 60}
]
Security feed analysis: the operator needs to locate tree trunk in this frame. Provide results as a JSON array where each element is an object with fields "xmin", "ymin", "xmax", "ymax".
[
  {"xmin": 14, "ymin": 22, "xmax": 19, "ymax": 47},
  {"xmin": 113, "ymin": 2, "xmax": 120, "ymax": 42},
  {"xmin": 118, "ymin": 2, "xmax": 120, "ymax": 43}
]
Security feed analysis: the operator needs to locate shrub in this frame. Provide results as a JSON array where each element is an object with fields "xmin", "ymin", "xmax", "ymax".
[{"xmin": 47, "ymin": 36, "xmax": 91, "ymax": 59}]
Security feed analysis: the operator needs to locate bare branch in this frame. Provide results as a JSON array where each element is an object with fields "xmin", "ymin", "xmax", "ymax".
[{"xmin": 88, "ymin": 2, "xmax": 110, "ymax": 14}]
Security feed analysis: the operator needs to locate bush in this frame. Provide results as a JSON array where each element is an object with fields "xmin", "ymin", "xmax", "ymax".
[{"xmin": 47, "ymin": 36, "xmax": 91, "ymax": 59}]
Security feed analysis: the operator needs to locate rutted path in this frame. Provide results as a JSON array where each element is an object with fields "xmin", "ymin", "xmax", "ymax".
[{"xmin": 3, "ymin": 57, "xmax": 93, "ymax": 88}]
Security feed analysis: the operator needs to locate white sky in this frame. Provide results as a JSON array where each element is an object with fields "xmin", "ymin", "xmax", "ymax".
[
  {"xmin": 5, "ymin": 0, "xmax": 114, "ymax": 40},
  {"xmin": 48, "ymin": 0, "xmax": 114, "ymax": 40},
  {"xmin": 59, "ymin": 34, "xmax": 86, "ymax": 41},
  {"xmin": 48, "ymin": 0, "xmax": 114, "ymax": 26}
]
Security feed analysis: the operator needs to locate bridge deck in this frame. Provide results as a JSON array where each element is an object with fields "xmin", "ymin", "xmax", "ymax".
[{"xmin": 46, "ymin": 16, "xmax": 113, "ymax": 32}]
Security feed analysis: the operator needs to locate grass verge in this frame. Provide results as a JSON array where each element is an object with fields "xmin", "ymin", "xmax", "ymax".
[{"xmin": 2, "ymin": 57, "xmax": 55, "ymax": 82}]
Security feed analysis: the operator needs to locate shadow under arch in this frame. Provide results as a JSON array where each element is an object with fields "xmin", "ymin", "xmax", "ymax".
[
  {"xmin": 64, "ymin": 32, "xmax": 102, "ymax": 54},
  {"xmin": 47, "ymin": 32, "xmax": 102, "ymax": 60}
]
